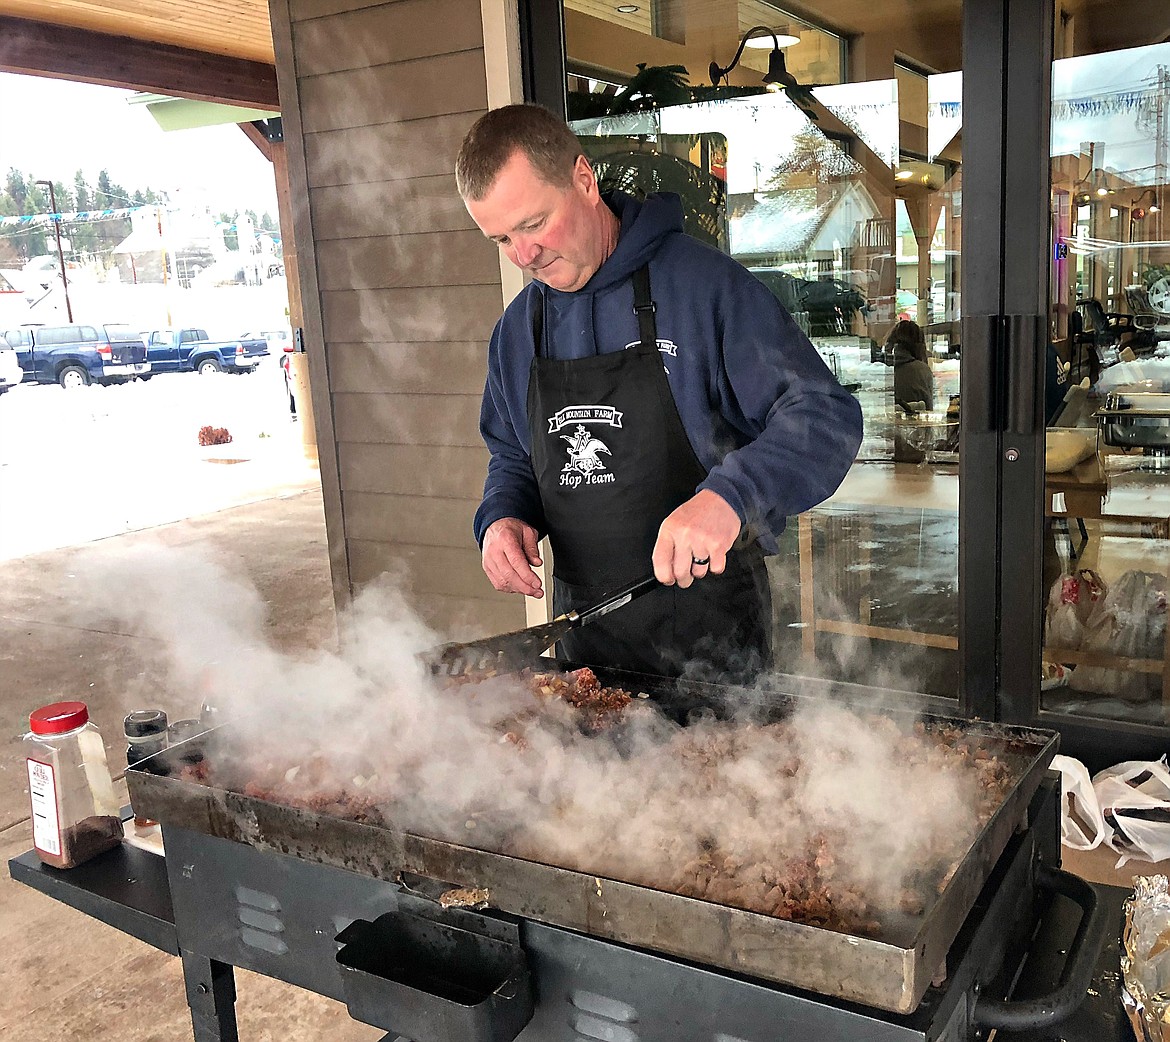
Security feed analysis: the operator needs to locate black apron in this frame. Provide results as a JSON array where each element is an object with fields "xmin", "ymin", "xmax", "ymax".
[{"xmin": 526, "ymin": 265, "xmax": 770, "ymax": 680}]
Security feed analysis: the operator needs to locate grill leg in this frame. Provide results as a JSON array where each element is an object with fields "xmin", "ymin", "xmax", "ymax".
[{"xmin": 182, "ymin": 951, "xmax": 239, "ymax": 1042}]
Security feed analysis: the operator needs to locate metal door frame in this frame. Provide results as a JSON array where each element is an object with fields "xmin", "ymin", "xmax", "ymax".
[{"xmin": 987, "ymin": 0, "xmax": 1170, "ymax": 767}]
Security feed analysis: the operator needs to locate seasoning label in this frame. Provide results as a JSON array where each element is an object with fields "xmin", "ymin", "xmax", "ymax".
[{"xmin": 27, "ymin": 758, "xmax": 60, "ymax": 856}]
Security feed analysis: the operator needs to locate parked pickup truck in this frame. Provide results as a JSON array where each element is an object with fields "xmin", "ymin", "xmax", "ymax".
[
  {"xmin": 0, "ymin": 332, "xmax": 22, "ymax": 394},
  {"xmin": 142, "ymin": 328, "xmax": 269, "ymax": 376},
  {"xmin": 2, "ymin": 323, "xmax": 150, "ymax": 388}
]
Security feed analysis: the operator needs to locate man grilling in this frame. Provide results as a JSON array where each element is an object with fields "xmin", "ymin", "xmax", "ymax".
[{"xmin": 456, "ymin": 104, "xmax": 862, "ymax": 679}]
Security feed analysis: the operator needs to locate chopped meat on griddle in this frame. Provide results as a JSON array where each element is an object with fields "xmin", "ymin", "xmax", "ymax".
[
  {"xmin": 530, "ymin": 667, "xmax": 632, "ymax": 730},
  {"xmin": 179, "ymin": 670, "xmax": 1034, "ymax": 939}
]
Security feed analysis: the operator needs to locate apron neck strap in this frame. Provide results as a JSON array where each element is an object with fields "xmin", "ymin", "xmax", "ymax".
[
  {"xmin": 530, "ymin": 264, "xmax": 657, "ymax": 358},
  {"xmin": 632, "ymin": 264, "xmax": 657, "ymax": 350},
  {"xmin": 532, "ymin": 292, "xmax": 546, "ymax": 359}
]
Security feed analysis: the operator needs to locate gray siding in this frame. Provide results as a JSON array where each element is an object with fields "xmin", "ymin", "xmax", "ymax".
[{"xmin": 271, "ymin": 0, "xmax": 522, "ymax": 635}]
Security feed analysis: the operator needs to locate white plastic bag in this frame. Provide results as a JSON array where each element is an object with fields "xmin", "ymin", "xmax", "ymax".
[
  {"xmin": 1044, "ymin": 568, "xmax": 1106, "ymax": 651},
  {"xmin": 1095, "ymin": 757, "xmax": 1170, "ymax": 867},
  {"xmin": 1052, "ymin": 754, "xmax": 1107, "ymax": 850},
  {"xmin": 1095, "ymin": 359, "xmax": 1170, "ymax": 393},
  {"xmin": 1069, "ymin": 570, "xmax": 1167, "ymax": 702}
]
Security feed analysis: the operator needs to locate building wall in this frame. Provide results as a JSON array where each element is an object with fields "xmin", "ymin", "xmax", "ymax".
[{"xmin": 270, "ymin": 0, "xmax": 526, "ymax": 635}]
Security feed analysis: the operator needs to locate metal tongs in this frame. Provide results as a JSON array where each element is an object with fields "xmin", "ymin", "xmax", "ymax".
[{"xmin": 425, "ymin": 574, "xmax": 660, "ymax": 678}]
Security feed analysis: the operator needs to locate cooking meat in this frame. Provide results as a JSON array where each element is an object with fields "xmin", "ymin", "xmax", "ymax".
[
  {"xmin": 176, "ymin": 670, "xmax": 1031, "ymax": 939},
  {"xmin": 529, "ymin": 667, "xmax": 632, "ymax": 730}
]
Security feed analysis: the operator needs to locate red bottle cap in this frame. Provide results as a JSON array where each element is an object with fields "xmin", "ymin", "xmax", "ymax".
[{"xmin": 29, "ymin": 701, "xmax": 89, "ymax": 736}]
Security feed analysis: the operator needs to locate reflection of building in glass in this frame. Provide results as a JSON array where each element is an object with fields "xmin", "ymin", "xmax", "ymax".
[
  {"xmin": 731, "ymin": 185, "xmax": 880, "ymax": 336},
  {"xmin": 564, "ymin": 0, "xmax": 844, "ymax": 88},
  {"xmin": 567, "ymin": 60, "xmax": 961, "ymax": 341},
  {"xmin": 1047, "ymin": 52, "xmax": 1170, "ymax": 343}
]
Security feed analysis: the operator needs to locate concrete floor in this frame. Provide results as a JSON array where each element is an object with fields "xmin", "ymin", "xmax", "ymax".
[
  {"xmin": 0, "ymin": 486, "xmax": 383, "ymax": 1041},
  {"xmin": 0, "ymin": 480, "xmax": 1161, "ymax": 1040}
]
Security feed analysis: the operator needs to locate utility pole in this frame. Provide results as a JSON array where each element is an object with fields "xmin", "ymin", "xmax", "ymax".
[{"xmin": 34, "ymin": 180, "xmax": 73, "ymax": 322}]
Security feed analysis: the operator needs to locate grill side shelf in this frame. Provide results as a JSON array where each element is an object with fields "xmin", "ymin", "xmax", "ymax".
[{"xmin": 8, "ymin": 839, "xmax": 178, "ymax": 955}]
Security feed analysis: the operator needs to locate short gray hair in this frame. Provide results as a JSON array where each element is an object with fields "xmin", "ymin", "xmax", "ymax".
[{"xmin": 455, "ymin": 104, "xmax": 583, "ymax": 201}]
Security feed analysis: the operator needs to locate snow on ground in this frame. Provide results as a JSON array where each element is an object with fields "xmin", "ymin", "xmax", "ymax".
[{"xmin": 0, "ymin": 360, "xmax": 318, "ymax": 560}]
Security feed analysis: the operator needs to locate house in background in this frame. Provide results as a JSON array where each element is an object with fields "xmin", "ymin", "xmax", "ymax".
[{"xmin": 112, "ymin": 205, "xmax": 282, "ymax": 287}]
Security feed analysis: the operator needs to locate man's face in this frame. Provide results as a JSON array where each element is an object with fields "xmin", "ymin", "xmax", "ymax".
[{"xmin": 466, "ymin": 151, "xmax": 607, "ymax": 292}]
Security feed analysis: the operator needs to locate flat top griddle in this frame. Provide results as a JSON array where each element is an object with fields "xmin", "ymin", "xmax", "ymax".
[{"xmin": 127, "ymin": 664, "xmax": 1057, "ymax": 1014}]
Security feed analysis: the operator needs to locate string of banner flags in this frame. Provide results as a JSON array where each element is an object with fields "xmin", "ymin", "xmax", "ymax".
[
  {"xmin": 929, "ymin": 82, "xmax": 1169, "ymax": 122},
  {"xmin": 0, "ymin": 205, "xmax": 148, "ymax": 228},
  {"xmin": 0, "ymin": 205, "xmax": 278, "ymax": 244}
]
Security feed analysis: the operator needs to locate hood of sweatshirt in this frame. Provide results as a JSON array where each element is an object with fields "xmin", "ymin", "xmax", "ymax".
[
  {"xmin": 540, "ymin": 191, "xmax": 685, "ymax": 301},
  {"xmin": 891, "ymin": 343, "xmax": 921, "ymax": 367}
]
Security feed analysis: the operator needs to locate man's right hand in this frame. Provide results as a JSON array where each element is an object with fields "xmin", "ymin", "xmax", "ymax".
[{"xmin": 482, "ymin": 518, "xmax": 544, "ymax": 598}]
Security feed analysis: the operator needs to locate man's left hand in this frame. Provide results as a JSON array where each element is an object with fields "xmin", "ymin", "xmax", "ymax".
[{"xmin": 652, "ymin": 489, "xmax": 742, "ymax": 588}]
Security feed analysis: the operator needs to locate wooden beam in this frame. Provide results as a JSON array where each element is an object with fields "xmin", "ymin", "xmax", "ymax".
[
  {"xmin": 0, "ymin": 16, "xmax": 278, "ymax": 109},
  {"xmin": 239, "ymin": 121, "xmax": 274, "ymax": 162},
  {"xmin": 241, "ymin": 131, "xmax": 302, "ymax": 331}
]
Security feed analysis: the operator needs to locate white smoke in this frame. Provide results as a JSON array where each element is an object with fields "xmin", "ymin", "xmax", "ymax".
[{"xmin": 67, "ymin": 543, "xmax": 1014, "ymax": 934}]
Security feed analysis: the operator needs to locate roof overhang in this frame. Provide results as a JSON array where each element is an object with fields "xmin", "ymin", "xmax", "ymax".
[
  {"xmin": 129, "ymin": 93, "xmax": 279, "ymax": 132},
  {"xmin": 0, "ymin": 0, "xmax": 273, "ymax": 63},
  {"xmin": 0, "ymin": 13, "xmax": 277, "ymax": 109}
]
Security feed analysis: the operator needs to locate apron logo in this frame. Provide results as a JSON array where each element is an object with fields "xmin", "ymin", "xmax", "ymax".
[
  {"xmin": 558, "ymin": 425, "xmax": 616, "ymax": 488},
  {"xmin": 547, "ymin": 405, "xmax": 624, "ymax": 434},
  {"xmin": 623, "ymin": 338, "xmax": 678, "ymax": 357}
]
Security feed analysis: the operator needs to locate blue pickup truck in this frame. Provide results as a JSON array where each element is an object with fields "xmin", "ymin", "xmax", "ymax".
[
  {"xmin": 142, "ymin": 328, "xmax": 269, "ymax": 376},
  {"xmin": 1, "ymin": 323, "xmax": 151, "ymax": 388}
]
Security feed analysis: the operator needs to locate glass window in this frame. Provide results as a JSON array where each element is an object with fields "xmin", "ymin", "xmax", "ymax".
[
  {"xmin": 39, "ymin": 326, "xmax": 82, "ymax": 345},
  {"xmin": 564, "ymin": 0, "xmax": 963, "ymax": 699},
  {"xmin": 1043, "ymin": 13, "xmax": 1170, "ymax": 727}
]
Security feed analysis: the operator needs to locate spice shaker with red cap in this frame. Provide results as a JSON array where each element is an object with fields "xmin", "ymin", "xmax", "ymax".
[{"xmin": 24, "ymin": 701, "xmax": 123, "ymax": 869}]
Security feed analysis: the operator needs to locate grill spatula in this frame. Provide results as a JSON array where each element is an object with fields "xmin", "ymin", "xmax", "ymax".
[{"xmin": 426, "ymin": 573, "xmax": 660, "ymax": 678}]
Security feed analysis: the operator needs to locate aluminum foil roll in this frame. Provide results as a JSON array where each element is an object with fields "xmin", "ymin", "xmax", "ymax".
[{"xmin": 1123, "ymin": 876, "xmax": 1170, "ymax": 1041}]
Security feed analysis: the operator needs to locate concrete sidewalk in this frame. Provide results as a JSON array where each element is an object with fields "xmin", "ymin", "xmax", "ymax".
[{"xmin": 0, "ymin": 486, "xmax": 383, "ymax": 1040}]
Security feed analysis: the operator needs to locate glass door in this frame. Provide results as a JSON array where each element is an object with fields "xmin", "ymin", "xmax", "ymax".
[
  {"xmin": 1026, "ymin": 2, "xmax": 1170, "ymax": 765},
  {"xmin": 523, "ymin": 0, "xmax": 1170, "ymax": 759},
  {"xmin": 532, "ymin": 0, "xmax": 985, "ymax": 712}
]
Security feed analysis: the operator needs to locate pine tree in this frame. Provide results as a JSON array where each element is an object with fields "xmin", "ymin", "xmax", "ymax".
[
  {"xmin": 51, "ymin": 181, "xmax": 73, "ymax": 213},
  {"xmin": 6, "ymin": 169, "xmax": 28, "ymax": 214},
  {"xmin": 107, "ymin": 178, "xmax": 130, "ymax": 208},
  {"xmin": 96, "ymin": 169, "xmax": 114, "ymax": 209},
  {"xmin": 20, "ymin": 180, "xmax": 50, "ymax": 258},
  {"xmin": 219, "ymin": 213, "xmax": 239, "ymax": 251},
  {"xmin": 0, "ymin": 167, "xmax": 260, "ymax": 270},
  {"xmin": 73, "ymin": 171, "xmax": 90, "ymax": 212},
  {"xmin": 25, "ymin": 180, "xmax": 46, "ymax": 211}
]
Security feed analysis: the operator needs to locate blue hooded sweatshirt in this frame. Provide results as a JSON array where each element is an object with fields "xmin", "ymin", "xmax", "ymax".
[{"xmin": 473, "ymin": 191, "xmax": 863, "ymax": 550}]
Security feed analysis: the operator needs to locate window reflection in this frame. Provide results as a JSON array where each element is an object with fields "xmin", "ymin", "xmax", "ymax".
[
  {"xmin": 564, "ymin": 0, "xmax": 964, "ymax": 698},
  {"xmin": 565, "ymin": 0, "xmax": 843, "ymax": 82},
  {"xmin": 1043, "ymin": 38, "xmax": 1170, "ymax": 725}
]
